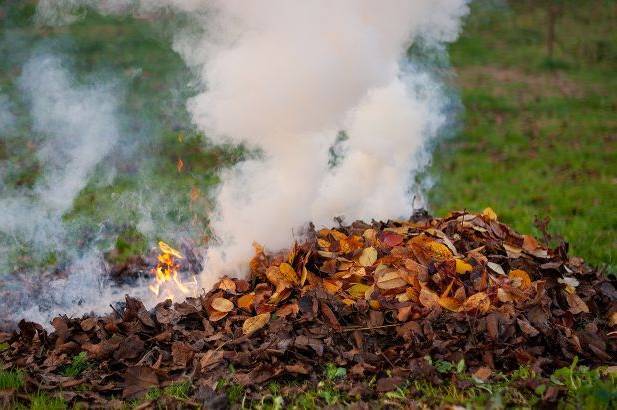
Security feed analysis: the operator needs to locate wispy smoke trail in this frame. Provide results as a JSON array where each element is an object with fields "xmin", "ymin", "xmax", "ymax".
[
  {"xmin": 0, "ymin": 53, "xmax": 127, "ymax": 323},
  {"xmin": 35, "ymin": 0, "xmax": 469, "ymax": 292},
  {"xmin": 0, "ymin": 91, "xmax": 16, "ymax": 134},
  {"xmin": 178, "ymin": 1, "xmax": 470, "ymax": 286}
]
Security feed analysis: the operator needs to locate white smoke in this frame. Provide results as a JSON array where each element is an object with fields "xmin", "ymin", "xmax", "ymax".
[
  {"xmin": 0, "ymin": 53, "xmax": 123, "ymax": 322},
  {"xmin": 32, "ymin": 0, "xmax": 469, "ymax": 295},
  {"xmin": 178, "ymin": 1, "xmax": 470, "ymax": 286},
  {"xmin": 0, "ymin": 91, "xmax": 16, "ymax": 134}
]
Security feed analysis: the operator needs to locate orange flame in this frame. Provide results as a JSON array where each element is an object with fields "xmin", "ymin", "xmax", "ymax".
[{"xmin": 149, "ymin": 241, "xmax": 194, "ymax": 300}]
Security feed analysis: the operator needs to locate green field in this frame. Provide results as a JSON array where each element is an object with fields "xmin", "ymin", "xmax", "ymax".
[
  {"xmin": 430, "ymin": 1, "xmax": 617, "ymax": 272},
  {"xmin": 0, "ymin": 1, "xmax": 616, "ymax": 407}
]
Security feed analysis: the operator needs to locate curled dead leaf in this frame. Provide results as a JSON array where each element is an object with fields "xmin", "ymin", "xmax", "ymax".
[
  {"xmin": 462, "ymin": 292, "xmax": 490, "ymax": 313},
  {"xmin": 242, "ymin": 313, "xmax": 271, "ymax": 335},
  {"xmin": 408, "ymin": 235, "xmax": 452, "ymax": 265},
  {"xmin": 237, "ymin": 294, "xmax": 255, "ymax": 311},
  {"xmin": 419, "ymin": 287, "xmax": 439, "ymax": 308},
  {"xmin": 509, "ymin": 269, "xmax": 531, "ymax": 290}
]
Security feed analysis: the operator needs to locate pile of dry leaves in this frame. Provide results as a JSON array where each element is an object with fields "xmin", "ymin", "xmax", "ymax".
[{"xmin": 1, "ymin": 210, "xmax": 615, "ymax": 407}]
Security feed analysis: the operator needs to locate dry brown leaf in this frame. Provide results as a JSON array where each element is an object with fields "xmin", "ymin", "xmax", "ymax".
[
  {"xmin": 218, "ymin": 277, "xmax": 236, "ymax": 293},
  {"xmin": 375, "ymin": 271, "xmax": 407, "ymax": 290},
  {"xmin": 208, "ymin": 311, "xmax": 229, "ymax": 321},
  {"xmin": 419, "ymin": 287, "xmax": 439, "ymax": 308},
  {"xmin": 211, "ymin": 297, "xmax": 234, "ymax": 313},
  {"xmin": 242, "ymin": 313, "xmax": 271, "ymax": 335},
  {"xmin": 566, "ymin": 293, "xmax": 589, "ymax": 314}
]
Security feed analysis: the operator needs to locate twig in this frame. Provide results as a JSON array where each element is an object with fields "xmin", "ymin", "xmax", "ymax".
[{"xmin": 340, "ymin": 323, "xmax": 399, "ymax": 332}]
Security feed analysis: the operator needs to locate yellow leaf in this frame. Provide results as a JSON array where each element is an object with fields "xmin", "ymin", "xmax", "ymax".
[
  {"xmin": 158, "ymin": 241, "xmax": 184, "ymax": 259},
  {"xmin": 279, "ymin": 263, "xmax": 299, "ymax": 285},
  {"xmin": 242, "ymin": 313, "xmax": 271, "ymax": 335},
  {"xmin": 368, "ymin": 300, "xmax": 381, "ymax": 309},
  {"xmin": 211, "ymin": 297, "xmax": 234, "ymax": 313},
  {"xmin": 482, "ymin": 207, "xmax": 497, "ymax": 221},
  {"xmin": 359, "ymin": 247, "xmax": 378, "ymax": 267},
  {"xmin": 455, "ymin": 259, "xmax": 473, "ymax": 275},
  {"xmin": 348, "ymin": 283, "xmax": 371, "ymax": 299},
  {"xmin": 438, "ymin": 296, "xmax": 461, "ymax": 312},
  {"xmin": 509, "ymin": 269, "xmax": 531, "ymax": 290}
]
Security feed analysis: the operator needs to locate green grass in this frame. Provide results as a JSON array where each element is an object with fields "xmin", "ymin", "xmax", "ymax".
[
  {"xmin": 61, "ymin": 351, "xmax": 89, "ymax": 377},
  {"xmin": 214, "ymin": 362, "xmax": 617, "ymax": 410},
  {"xmin": 429, "ymin": 0, "xmax": 617, "ymax": 271},
  {"xmin": 0, "ymin": 369, "xmax": 24, "ymax": 389}
]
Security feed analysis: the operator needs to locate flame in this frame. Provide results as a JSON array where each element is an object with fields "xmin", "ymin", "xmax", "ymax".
[{"xmin": 149, "ymin": 241, "xmax": 195, "ymax": 300}]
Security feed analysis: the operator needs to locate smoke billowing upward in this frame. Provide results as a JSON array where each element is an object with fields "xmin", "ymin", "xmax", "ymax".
[
  {"xmin": 177, "ymin": 1, "xmax": 470, "ymax": 287},
  {"xmin": 8, "ymin": 0, "xmax": 469, "ymax": 318}
]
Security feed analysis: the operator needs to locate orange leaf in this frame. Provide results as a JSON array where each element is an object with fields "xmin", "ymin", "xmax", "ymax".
[
  {"xmin": 323, "ymin": 279, "xmax": 342, "ymax": 294},
  {"xmin": 509, "ymin": 269, "xmax": 531, "ymax": 290},
  {"xmin": 242, "ymin": 313, "xmax": 271, "ymax": 335},
  {"xmin": 237, "ymin": 294, "xmax": 255, "ymax": 311},
  {"xmin": 461, "ymin": 292, "xmax": 490, "ymax": 313},
  {"xmin": 408, "ymin": 235, "xmax": 452, "ymax": 265},
  {"xmin": 438, "ymin": 296, "xmax": 461, "ymax": 312}
]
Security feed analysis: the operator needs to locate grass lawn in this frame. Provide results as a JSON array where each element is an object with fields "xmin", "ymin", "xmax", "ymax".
[
  {"xmin": 0, "ymin": 1, "xmax": 615, "ymax": 408},
  {"xmin": 430, "ymin": 1, "xmax": 617, "ymax": 272}
]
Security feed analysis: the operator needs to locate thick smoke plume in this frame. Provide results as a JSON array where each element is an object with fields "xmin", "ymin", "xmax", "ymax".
[{"xmin": 35, "ymin": 0, "xmax": 469, "ymax": 294}]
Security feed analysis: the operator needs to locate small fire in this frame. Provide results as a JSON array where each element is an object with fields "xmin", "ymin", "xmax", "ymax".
[{"xmin": 149, "ymin": 241, "xmax": 195, "ymax": 300}]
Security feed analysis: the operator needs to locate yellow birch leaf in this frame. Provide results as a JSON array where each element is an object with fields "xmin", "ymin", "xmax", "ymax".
[{"xmin": 359, "ymin": 247, "xmax": 378, "ymax": 267}]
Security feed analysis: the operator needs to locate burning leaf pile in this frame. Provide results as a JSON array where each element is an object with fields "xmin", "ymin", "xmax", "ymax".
[{"xmin": 1, "ymin": 210, "xmax": 615, "ymax": 407}]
